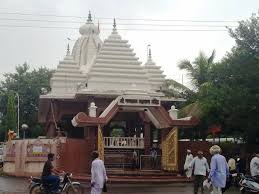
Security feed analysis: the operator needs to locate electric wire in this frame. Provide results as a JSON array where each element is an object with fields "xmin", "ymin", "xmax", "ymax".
[
  {"xmin": 0, "ymin": 24, "xmax": 229, "ymax": 31},
  {"xmin": 0, "ymin": 11, "xmax": 240, "ymax": 23}
]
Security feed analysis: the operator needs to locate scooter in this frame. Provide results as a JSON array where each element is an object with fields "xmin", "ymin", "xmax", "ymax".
[
  {"xmin": 239, "ymin": 174, "xmax": 259, "ymax": 193},
  {"xmin": 29, "ymin": 172, "xmax": 83, "ymax": 194}
]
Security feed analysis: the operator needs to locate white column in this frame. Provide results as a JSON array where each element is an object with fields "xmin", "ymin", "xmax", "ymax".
[
  {"xmin": 88, "ymin": 102, "xmax": 97, "ymax": 117},
  {"xmin": 168, "ymin": 105, "xmax": 178, "ymax": 120}
]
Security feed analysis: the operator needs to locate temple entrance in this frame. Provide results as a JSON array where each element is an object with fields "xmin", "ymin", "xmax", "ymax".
[{"xmin": 101, "ymin": 112, "xmax": 162, "ymax": 171}]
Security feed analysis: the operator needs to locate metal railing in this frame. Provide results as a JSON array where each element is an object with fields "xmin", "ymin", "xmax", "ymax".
[
  {"xmin": 140, "ymin": 155, "xmax": 161, "ymax": 171},
  {"xmin": 104, "ymin": 137, "xmax": 144, "ymax": 149}
]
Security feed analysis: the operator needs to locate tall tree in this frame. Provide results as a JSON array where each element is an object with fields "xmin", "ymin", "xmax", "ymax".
[
  {"xmin": 196, "ymin": 13, "xmax": 259, "ymax": 145},
  {"xmin": 0, "ymin": 63, "xmax": 53, "ymax": 140},
  {"xmin": 178, "ymin": 50, "xmax": 216, "ymax": 90},
  {"xmin": 161, "ymin": 79, "xmax": 194, "ymax": 98},
  {"xmin": 6, "ymin": 93, "xmax": 17, "ymax": 135}
]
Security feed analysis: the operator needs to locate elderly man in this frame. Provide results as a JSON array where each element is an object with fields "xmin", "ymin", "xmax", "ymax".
[
  {"xmin": 208, "ymin": 145, "xmax": 229, "ymax": 194},
  {"xmin": 184, "ymin": 149, "xmax": 194, "ymax": 178},
  {"xmin": 91, "ymin": 151, "xmax": 108, "ymax": 194},
  {"xmin": 189, "ymin": 151, "xmax": 210, "ymax": 194}
]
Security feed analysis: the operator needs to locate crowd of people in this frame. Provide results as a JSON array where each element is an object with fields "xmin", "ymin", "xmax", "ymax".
[
  {"xmin": 39, "ymin": 144, "xmax": 259, "ymax": 194},
  {"xmin": 184, "ymin": 145, "xmax": 259, "ymax": 194}
]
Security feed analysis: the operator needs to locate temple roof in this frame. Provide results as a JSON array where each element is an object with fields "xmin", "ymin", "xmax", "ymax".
[
  {"xmin": 85, "ymin": 19, "xmax": 152, "ymax": 93},
  {"xmin": 43, "ymin": 15, "xmax": 167, "ymax": 99},
  {"xmin": 144, "ymin": 48, "xmax": 166, "ymax": 91},
  {"xmin": 50, "ymin": 45, "xmax": 86, "ymax": 95}
]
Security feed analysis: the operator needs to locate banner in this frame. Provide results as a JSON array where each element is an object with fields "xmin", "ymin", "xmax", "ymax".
[{"xmin": 98, "ymin": 125, "xmax": 104, "ymax": 161}]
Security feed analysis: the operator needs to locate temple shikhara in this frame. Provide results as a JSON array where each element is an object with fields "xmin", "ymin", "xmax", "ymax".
[{"xmin": 4, "ymin": 12, "xmax": 198, "ymax": 178}]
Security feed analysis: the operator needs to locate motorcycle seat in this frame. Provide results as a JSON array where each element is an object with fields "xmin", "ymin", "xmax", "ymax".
[
  {"xmin": 245, "ymin": 176, "xmax": 259, "ymax": 183},
  {"xmin": 32, "ymin": 177, "xmax": 42, "ymax": 183}
]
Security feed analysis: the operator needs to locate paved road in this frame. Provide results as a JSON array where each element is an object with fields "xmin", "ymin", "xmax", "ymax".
[{"xmin": 0, "ymin": 176, "xmax": 240, "ymax": 194}]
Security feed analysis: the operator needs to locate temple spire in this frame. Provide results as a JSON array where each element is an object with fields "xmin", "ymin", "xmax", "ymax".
[
  {"xmin": 147, "ymin": 44, "xmax": 152, "ymax": 60},
  {"xmin": 148, "ymin": 48, "xmax": 152, "ymax": 59},
  {"xmin": 66, "ymin": 43, "xmax": 70, "ymax": 55},
  {"xmin": 113, "ymin": 18, "xmax": 117, "ymax": 31},
  {"xmin": 87, "ymin": 11, "xmax": 92, "ymax": 22}
]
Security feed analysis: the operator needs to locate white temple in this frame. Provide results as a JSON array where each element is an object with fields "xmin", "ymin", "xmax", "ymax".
[{"xmin": 48, "ymin": 12, "xmax": 166, "ymax": 98}]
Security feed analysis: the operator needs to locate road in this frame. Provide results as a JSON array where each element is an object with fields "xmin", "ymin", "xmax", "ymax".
[{"xmin": 0, "ymin": 176, "xmax": 239, "ymax": 194}]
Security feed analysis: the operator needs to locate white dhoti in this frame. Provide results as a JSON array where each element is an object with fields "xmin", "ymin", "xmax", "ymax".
[
  {"xmin": 210, "ymin": 185, "xmax": 222, "ymax": 194},
  {"xmin": 91, "ymin": 187, "xmax": 102, "ymax": 194},
  {"xmin": 185, "ymin": 167, "xmax": 193, "ymax": 178},
  {"xmin": 91, "ymin": 158, "xmax": 108, "ymax": 194},
  {"xmin": 184, "ymin": 153, "xmax": 193, "ymax": 178}
]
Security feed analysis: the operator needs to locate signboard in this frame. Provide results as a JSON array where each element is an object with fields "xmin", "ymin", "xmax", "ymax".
[{"xmin": 32, "ymin": 145, "xmax": 43, "ymax": 154}]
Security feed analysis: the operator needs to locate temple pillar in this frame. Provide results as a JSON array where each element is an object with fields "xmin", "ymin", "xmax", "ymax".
[
  {"xmin": 88, "ymin": 126, "xmax": 97, "ymax": 151},
  {"xmin": 144, "ymin": 122, "xmax": 151, "ymax": 154}
]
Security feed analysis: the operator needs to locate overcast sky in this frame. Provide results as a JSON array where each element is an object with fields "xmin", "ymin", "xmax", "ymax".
[{"xmin": 0, "ymin": 0, "xmax": 259, "ymax": 85}]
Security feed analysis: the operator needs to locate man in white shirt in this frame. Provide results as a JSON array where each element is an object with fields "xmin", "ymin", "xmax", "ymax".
[
  {"xmin": 250, "ymin": 153, "xmax": 259, "ymax": 179},
  {"xmin": 189, "ymin": 151, "xmax": 210, "ymax": 194},
  {"xmin": 91, "ymin": 151, "xmax": 108, "ymax": 194}
]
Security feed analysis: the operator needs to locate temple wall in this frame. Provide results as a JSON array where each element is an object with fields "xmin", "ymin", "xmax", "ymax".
[
  {"xmin": 3, "ymin": 137, "xmax": 91, "ymax": 177},
  {"xmin": 57, "ymin": 138, "xmax": 90, "ymax": 174}
]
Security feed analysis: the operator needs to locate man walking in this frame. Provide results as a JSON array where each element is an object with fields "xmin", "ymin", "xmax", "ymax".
[
  {"xmin": 189, "ymin": 151, "xmax": 210, "ymax": 194},
  {"xmin": 184, "ymin": 149, "xmax": 194, "ymax": 178},
  {"xmin": 91, "ymin": 151, "xmax": 108, "ymax": 194},
  {"xmin": 208, "ymin": 145, "xmax": 229, "ymax": 194}
]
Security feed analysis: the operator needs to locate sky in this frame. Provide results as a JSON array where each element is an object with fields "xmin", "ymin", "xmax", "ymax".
[{"xmin": 0, "ymin": 0, "xmax": 259, "ymax": 86}]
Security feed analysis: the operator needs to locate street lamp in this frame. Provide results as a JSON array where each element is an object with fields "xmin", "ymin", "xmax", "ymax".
[{"xmin": 21, "ymin": 124, "xmax": 28, "ymax": 139}]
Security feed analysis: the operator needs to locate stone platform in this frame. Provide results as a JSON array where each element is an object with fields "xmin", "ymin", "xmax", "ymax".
[{"xmin": 73, "ymin": 170, "xmax": 191, "ymax": 184}]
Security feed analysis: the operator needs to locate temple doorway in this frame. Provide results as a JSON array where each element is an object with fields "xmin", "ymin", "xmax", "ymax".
[{"xmin": 102, "ymin": 112, "xmax": 161, "ymax": 171}]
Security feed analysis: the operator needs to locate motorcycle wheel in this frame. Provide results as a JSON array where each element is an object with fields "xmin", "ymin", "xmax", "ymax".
[
  {"xmin": 66, "ymin": 184, "xmax": 83, "ymax": 194},
  {"xmin": 30, "ymin": 185, "xmax": 44, "ymax": 194}
]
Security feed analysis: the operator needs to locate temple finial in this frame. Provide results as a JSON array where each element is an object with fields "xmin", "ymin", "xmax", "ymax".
[
  {"xmin": 87, "ymin": 11, "xmax": 92, "ymax": 22},
  {"xmin": 113, "ymin": 18, "xmax": 117, "ymax": 30},
  {"xmin": 66, "ymin": 43, "xmax": 70, "ymax": 55},
  {"xmin": 147, "ymin": 44, "xmax": 152, "ymax": 60}
]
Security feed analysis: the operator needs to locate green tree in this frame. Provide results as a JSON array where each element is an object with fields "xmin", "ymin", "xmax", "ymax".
[
  {"xmin": 177, "ymin": 51, "xmax": 217, "ymax": 140},
  {"xmin": 178, "ymin": 50, "xmax": 216, "ymax": 89},
  {"xmin": 6, "ymin": 93, "xmax": 17, "ymax": 137},
  {"xmin": 196, "ymin": 13, "xmax": 259, "ymax": 145},
  {"xmin": 161, "ymin": 79, "xmax": 194, "ymax": 98},
  {"xmin": 0, "ymin": 63, "xmax": 53, "ymax": 140}
]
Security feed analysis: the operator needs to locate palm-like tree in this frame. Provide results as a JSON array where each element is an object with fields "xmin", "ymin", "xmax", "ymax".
[{"xmin": 178, "ymin": 50, "xmax": 216, "ymax": 89}]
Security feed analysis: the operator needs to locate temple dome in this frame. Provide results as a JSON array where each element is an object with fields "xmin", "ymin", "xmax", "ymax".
[
  {"xmin": 71, "ymin": 12, "xmax": 102, "ymax": 70},
  {"xmin": 79, "ymin": 21, "xmax": 99, "ymax": 35},
  {"xmin": 79, "ymin": 11, "xmax": 99, "ymax": 35}
]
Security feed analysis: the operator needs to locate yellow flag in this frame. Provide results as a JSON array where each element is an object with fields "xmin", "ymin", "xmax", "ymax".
[{"xmin": 98, "ymin": 125, "xmax": 104, "ymax": 161}]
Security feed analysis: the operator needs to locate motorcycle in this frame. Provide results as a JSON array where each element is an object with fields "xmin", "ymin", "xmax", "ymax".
[
  {"xmin": 239, "ymin": 174, "xmax": 259, "ymax": 193},
  {"xmin": 29, "ymin": 172, "xmax": 83, "ymax": 194}
]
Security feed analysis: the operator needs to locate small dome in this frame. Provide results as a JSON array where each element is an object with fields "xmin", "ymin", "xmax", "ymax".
[
  {"xmin": 79, "ymin": 23, "xmax": 99, "ymax": 35},
  {"xmin": 79, "ymin": 12, "xmax": 99, "ymax": 35}
]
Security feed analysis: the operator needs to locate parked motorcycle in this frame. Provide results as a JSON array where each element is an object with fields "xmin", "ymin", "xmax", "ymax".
[
  {"xmin": 29, "ymin": 172, "xmax": 83, "ymax": 194},
  {"xmin": 239, "ymin": 174, "xmax": 259, "ymax": 193}
]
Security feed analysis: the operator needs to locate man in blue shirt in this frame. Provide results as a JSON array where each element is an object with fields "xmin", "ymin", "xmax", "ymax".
[
  {"xmin": 208, "ymin": 145, "xmax": 229, "ymax": 194},
  {"xmin": 42, "ymin": 153, "xmax": 62, "ymax": 193}
]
